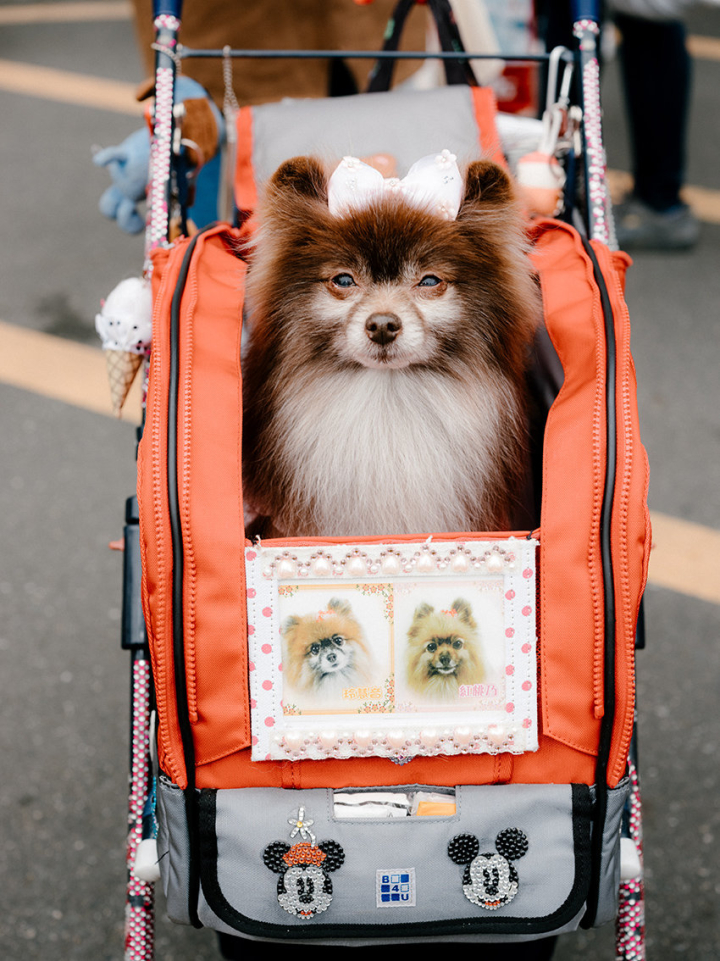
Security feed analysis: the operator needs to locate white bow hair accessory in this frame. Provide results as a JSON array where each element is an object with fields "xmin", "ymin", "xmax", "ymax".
[{"xmin": 328, "ymin": 149, "xmax": 463, "ymax": 221}]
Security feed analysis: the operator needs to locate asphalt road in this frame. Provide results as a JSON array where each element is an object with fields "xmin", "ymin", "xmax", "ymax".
[{"xmin": 0, "ymin": 3, "xmax": 719, "ymax": 960}]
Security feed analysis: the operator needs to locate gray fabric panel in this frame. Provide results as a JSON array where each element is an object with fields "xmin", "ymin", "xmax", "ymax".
[
  {"xmin": 156, "ymin": 778, "xmax": 192, "ymax": 925},
  {"xmin": 249, "ymin": 86, "xmax": 488, "ymax": 184},
  {"xmin": 594, "ymin": 777, "xmax": 631, "ymax": 927},
  {"xmin": 205, "ymin": 783, "xmax": 582, "ymax": 931}
]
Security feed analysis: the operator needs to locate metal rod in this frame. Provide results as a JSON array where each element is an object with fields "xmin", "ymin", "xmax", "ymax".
[{"xmin": 177, "ymin": 46, "xmax": 570, "ymax": 64}]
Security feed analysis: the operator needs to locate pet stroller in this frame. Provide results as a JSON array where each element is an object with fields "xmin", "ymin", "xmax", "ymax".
[{"xmin": 110, "ymin": 2, "xmax": 650, "ymax": 959}]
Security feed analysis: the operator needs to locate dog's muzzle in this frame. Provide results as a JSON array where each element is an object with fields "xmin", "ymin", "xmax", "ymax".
[{"xmin": 365, "ymin": 313, "xmax": 402, "ymax": 346}]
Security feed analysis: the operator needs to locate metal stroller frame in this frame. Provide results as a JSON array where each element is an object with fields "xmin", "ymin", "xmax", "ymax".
[{"xmin": 120, "ymin": 2, "xmax": 646, "ymax": 958}]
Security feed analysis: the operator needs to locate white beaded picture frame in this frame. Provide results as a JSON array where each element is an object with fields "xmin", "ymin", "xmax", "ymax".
[{"xmin": 245, "ymin": 538, "xmax": 539, "ymax": 763}]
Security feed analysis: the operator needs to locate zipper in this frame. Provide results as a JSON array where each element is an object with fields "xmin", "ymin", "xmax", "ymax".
[
  {"xmin": 579, "ymin": 236, "xmax": 618, "ymax": 930},
  {"xmin": 597, "ymin": 244, "xmax": 650, "ymax": 787},
  {"xmin": 178, "ymin": 256, "xmax": 200, "ymax": 724},
  {"xmin": 145, "ymin": 242, "xmax": 184, "ymax": 788}
]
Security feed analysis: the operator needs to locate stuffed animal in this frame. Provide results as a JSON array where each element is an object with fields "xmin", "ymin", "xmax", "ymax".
[
  {"xmin": 93, "ymin": 77, "xmax": 224, "ymax": 234},
  {"xmin": 94, "ymin": 127, "xmax": 150, "ymax": 234}
]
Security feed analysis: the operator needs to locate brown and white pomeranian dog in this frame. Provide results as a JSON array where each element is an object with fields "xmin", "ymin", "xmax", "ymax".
[
  {"xmin": 242, "ymin": 153, "xmax": 540, "ymax": 538},
  {"xmin": 405, "ymin": 597, "xmax": 484, "ymax": 701},
  {"xmin": 282, "ymin": 597, "xmax": 374, "ymax": 701}
]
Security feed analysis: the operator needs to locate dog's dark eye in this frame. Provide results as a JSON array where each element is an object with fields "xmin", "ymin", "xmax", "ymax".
[
  {"xmin": 426, "ymin": 641, "xmax": 437, "ymax": 653},
  {"xmin": 418, "ymin": 275, "xmax": 442, "ymax": 287},
  {"xmin": 331, "ymin": 634, "xmax": 345, "ymax": 647},
  {"xmin": 331, "ymin": 273, "xmax": 356, "ymax": 288},
  {"xmin": 452, "ymin": 639, "xmax": 464, "ymax": 649},
  {"xmin": 309, "ymin": 643, "xmax": 321, "ymax": 656}
]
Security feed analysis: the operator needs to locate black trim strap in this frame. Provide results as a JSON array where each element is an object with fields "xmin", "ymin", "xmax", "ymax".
[{"xmin": 366, "ymin": 0, "xmax": 477, "ymax": 93}]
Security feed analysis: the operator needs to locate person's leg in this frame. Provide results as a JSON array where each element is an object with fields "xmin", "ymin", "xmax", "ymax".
[
  {"xmin": 616, "ymin": 13, "xmax": 690, "ymax": 210},
  {"xmin": 613, "ymin": 13, "xmax": 699, "ymax": 248}
]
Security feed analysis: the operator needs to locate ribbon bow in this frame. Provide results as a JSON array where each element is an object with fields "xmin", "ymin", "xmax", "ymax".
[{"xmin": 328, "ymin": 149, "xmax": 463, "ymax": 221}]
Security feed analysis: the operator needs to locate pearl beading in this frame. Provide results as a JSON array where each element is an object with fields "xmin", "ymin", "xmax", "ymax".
[
  {"xmin": 263, "ymin": 541, "xmax": 519, "ymax": 582},
  {"xmin": 573, "ymin": 18, "xmax": 615, "ymax": 246},
  {"xmin": 270, "ymin": 721, "xmax": 521, "ymax": 762},
  {"xmin": 124, "ymin": 658, "xmax": 155, "ymax": 960}
]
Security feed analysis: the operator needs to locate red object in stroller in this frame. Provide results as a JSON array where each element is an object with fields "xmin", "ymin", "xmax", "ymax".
[{"xmin": 117, "ymin": 2, "xmax": 649, "ymax": 959}]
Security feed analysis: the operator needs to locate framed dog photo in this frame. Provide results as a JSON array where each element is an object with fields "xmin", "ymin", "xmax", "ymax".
[
  {"xmin": 393, "ymin": 580, "xmax": 507, "ymax": 712},
  {"xmin": 275, "ymin": 584, "xmax": 392, "ymax": 714},
  {"xmin": 245, "ymin": 538, "xmax": 539, "ymax": 762}
]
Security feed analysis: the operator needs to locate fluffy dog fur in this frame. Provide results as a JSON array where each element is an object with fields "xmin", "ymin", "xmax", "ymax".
[
  {"xmin": 282, "ymin": 597, "xmax": 373, "ymax": 700},
  {"xmin": 242, "ymin": 155, "xmax": 541, "ymax": 538},
  {"xmin": 405, "ymin": 597, "xmax": 484, "ymax": 700}
]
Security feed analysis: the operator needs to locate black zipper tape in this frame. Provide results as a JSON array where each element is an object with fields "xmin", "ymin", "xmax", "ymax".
[
  {"xmin": 167, "ymin": 227, "xmax": 217, "ymax": 928},
  {"xmin": 579, "ymin": 238, "xmax": 618, "ymax": 929}
]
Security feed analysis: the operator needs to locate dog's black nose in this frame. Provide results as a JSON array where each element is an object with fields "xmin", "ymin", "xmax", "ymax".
[{"xmin": 365, "ymin": 313, "xmax": 402, "ymax": 346}]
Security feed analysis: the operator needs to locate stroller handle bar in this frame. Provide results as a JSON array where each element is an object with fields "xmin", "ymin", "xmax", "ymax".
[
  {"xmin": 177, "ymin": 48, "xmax": 572, "ymax": 64},
  {"xmin": 146, "ymin": 0, "xmax": 613, "ymax": 251}
]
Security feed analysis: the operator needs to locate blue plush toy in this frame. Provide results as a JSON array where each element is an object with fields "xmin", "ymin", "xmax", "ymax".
[
  {"xmin": 93, "ymin": 77, "xmax": 225, "ymax": 234},
  {"xmin": 94, "ymin": 127, "xmax": 150, "ymax": 234}
]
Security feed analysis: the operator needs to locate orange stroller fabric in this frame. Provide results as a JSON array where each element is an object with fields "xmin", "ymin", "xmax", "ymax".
[{"xmin": 138, "ymin": 220, "xmax": 650, "ymax": 793}]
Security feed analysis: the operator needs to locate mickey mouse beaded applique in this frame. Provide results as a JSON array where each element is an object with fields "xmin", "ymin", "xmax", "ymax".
[
  {"xmin": 447, "ymin": 829, "xmax": 529, "ymax": 910},
  {"xmin": 263, "ymin": 808, "xmax": 345, "ymax": 919}
]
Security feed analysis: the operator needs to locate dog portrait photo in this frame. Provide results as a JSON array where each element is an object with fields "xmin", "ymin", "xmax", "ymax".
[
  {"xmin": 280, "ymin": 592, "xmax": 382, "ymax": 711},
  {"xmin": 404, "ymin": 597, "xmax": 486, "ymax": 702},
  {"xmin": 393, "ymin": 579, "xmax": 506, "ymax": 712}
]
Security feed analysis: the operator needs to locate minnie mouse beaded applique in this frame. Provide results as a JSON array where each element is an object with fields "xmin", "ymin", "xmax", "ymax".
[
  {"xmin": 263, "ymin": 808, "xmax": 345, "ymax": 919},
  {"xmin": 447, "ymin": 828, "xmax": 529, "ymax": 910}
]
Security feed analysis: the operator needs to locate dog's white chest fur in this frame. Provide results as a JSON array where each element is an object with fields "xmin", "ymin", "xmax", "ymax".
[{"xmin": 272, "ymin": 365, "xmax": 518, "ymax": 536}]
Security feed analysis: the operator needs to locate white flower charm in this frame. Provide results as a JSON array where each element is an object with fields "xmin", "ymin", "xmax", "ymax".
[{"xmin": 288, "ymin": 806, "xmax": 316, "ymax": 846}]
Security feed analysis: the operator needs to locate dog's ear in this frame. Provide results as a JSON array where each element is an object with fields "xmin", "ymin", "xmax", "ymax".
[
  {"xmin": 407, "ymin": 603, "xmax": 433, "ymax": 640},
  {"xmin": 281, "ymin": 614, "xmax": 300, "ymax": 636},
  {"xmin": 328, "ymin": 597, "xmax": 352, "ymax": 617},
  {"xmin": 460, "ymin": 160, "xmax": 514, "ymax": 210},
  {"xmin": 451, "ymin": 598, "xmax": 477, "ymax": 629},
  {"xmin": 412, "ymin": 602, "xmax": 434, "ymax": 622},
  {"xmin": 270, "ymin": 156, "xmax": 327, "ymax": 202}
]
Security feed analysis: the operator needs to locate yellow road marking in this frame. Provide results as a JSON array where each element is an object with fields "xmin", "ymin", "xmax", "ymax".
[
  {"xmin": 0, "ymin": 59, "xmax": 143, "ymax": 116},
  {"xmin": 648, "ymin": 513, "xmax": 720, "ymax": 606},
  {"xmin": 0, "ymin": 320, "xmax": 142, "ymax": 424},
  {"xmin": 2, "ymin": 61, "xmax": 718, "ymax": 224},
  {"xmin": 1, "ymin": 321, "xmax": 718, "ymax": 604},
  {"xmin": 0, "ymin": 2, "xmax": 131, "ymax": 24},
  {"xmin": 0, "ymin": 1, "xmax": 718, "ymax": 69},
  {"xmin": 608, "ymin": 169, "xmax": 720, "ymax": 225},
  {"xmin": 687, "ymin": 34, "xmax": 720, "ymax": 61}
]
